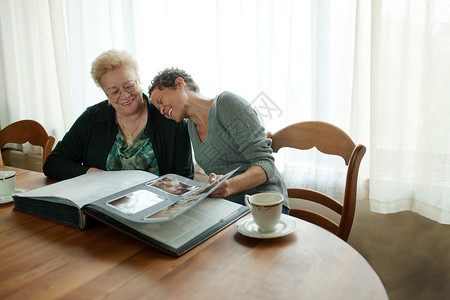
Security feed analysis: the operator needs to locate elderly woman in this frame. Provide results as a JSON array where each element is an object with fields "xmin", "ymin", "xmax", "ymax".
[
  {"xmin": 148, "ymin": 68, "xmax": 289, "ymax": 212},
  {"xmin": 44, "ymin": 50, "xmax": 193, "ymax": 180}
]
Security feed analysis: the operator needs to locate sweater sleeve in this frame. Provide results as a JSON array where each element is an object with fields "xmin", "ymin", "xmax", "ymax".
[
  {"xmin": 43, "ymin": 110, "xmax": 92, "ymax": 180},
  {"xmin": 215, "ymin": 92, "xmax": 277, "ymax": 179}
]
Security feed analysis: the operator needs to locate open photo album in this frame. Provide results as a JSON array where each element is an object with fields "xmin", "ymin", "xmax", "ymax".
[{"xmin": 13, "ymin": 168, "xmax": 248, "ymax": 256}]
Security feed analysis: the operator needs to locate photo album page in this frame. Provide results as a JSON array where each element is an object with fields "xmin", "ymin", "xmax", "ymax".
[{"xmin": 86, "ymin": 167, "xmax": 239, "ymax": 224}]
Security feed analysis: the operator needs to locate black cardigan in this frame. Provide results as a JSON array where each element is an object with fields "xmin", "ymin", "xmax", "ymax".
[{"xmin": 43, "ymin": 95, "xmax": 194, "ymax": 180}]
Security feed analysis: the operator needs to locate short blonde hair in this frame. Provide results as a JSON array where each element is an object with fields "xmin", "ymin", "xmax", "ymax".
[{"xmin": 90, "ymin": 49, "xmax": 139, "ymax": 88}]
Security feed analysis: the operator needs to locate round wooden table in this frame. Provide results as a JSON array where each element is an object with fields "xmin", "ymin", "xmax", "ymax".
[{"xmin": 0, "ymin": 166, "xmax": 387, "ymax": 299}]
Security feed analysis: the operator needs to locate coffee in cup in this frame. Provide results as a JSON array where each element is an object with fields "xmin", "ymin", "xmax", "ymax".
[
  {"xmin": 245, "ymin": 192, "xmax": 284, "ymax": 233},
  {"xmin": 0, "ymin": 170, "xmax": 16, "ymax": 197}
]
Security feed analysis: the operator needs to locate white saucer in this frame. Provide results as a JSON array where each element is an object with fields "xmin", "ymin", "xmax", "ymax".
[
  {"xmin": 236, "ymin": 214, "xmax": 297, "ymax": 239},
  {"xmin": 0, "ymin": 188, "xmax": 29, "ymax": 204}
]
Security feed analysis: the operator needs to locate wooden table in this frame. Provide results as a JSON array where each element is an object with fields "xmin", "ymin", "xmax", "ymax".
[{"xmin": 0, "ymin": 166, "xmax": 388, "ymax": 299}]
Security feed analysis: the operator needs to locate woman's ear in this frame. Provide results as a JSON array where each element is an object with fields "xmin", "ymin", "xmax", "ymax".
[{"xmin": 175, "ymin": 77, "xmax": 185, "ymax": 88}]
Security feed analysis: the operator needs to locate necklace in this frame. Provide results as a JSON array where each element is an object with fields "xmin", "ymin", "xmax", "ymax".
[{"xmin": 117, "ymin": 106, "xmax": 146, "ymax": 144}]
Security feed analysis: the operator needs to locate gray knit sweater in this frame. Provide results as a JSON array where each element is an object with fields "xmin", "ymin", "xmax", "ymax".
[{"xmin": 188, "ymin": 91, "xmax": 289, "ymax": 209}]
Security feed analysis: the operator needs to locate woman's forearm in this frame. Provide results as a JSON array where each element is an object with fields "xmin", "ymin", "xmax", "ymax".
[{"xmin": 228, "ymin": 165, "xmax": 268, "ymax": 195}]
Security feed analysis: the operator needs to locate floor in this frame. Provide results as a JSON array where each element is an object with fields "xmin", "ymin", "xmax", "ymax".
[
  {"xmin": 1, "ymin": 149, "xmax": 43, "ymax": 172},
  {"xmin": 348, "ymin": 199, "xmax": 450, "ymax": 300}
]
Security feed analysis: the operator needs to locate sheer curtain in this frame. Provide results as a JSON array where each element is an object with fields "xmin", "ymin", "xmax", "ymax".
[
  {"xmin": 0, "ymin": 0, "xmax": 449, "ymax": 224},
  {"xmin": 366, "ymin": 0, "xmax": 450, "ymax": 223},
  {"xmin": 0, "ymin": 0, "xmax": 71, "ymax": 140}
]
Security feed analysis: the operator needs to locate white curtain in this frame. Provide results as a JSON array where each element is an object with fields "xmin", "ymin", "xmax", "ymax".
[
  {"xmin": 367, "ymin": 0, "xmax": 450, "ymax": 223},
  {"xmin": 0, "ymin": 0, "xmax": 72, "ymax": 140},
  {"xmin": 0, "ymin": 0, "xmax": 449, "ymax": 224}
]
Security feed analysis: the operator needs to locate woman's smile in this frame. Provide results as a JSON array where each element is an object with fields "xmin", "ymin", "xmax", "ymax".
[
  {"xmin": 120, "ymin": 98, "xmax": 134, "ymax": 106},
  {"xmin": 162, "ymin": 106, "xmax": 173, "ymax": 118}
]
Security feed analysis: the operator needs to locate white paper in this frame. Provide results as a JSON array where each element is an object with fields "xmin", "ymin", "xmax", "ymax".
[{"xmin": 18, "ymin": 170, "xmax": 157, "ymax": 208}]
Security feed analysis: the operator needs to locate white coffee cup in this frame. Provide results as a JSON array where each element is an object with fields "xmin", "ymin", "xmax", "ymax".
[
  {"xmin": 245, "ymin": 192, "xmax": 284, "ymax": 233},
  {"xmin": 0, "ymin": 170, "xmax": 16, "ymax": 197}
]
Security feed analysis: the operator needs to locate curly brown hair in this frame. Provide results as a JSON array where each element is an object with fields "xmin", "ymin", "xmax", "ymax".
[{"xmin": 148, "ymin": 67, "xmax": 200, "ymax": 95}]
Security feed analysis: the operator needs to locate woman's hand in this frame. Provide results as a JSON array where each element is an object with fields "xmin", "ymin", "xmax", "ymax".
[
  {"xmin": 208, "ymin": 173, "xmax": 232, "ymax": 198},
  {"xmin": 86, "ymin": 167, "xmax": 104, "ymax": 173},
  {"xmin": 207, "ymin": 166, "xmax": 268, "ymax": 199}
]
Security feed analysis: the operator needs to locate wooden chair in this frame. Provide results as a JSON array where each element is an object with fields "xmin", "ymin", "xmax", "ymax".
[
  {"xmin": 0, "ymin": 120, "xmax": 56, "ymax": 166},
  {"xmin": 268, "ymin": 121, "xmax": 366, "ymax": 241}
]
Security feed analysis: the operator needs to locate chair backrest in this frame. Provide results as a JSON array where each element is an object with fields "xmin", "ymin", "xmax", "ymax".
[
  {"xmin": 268, "ymin": 121, "xmax": 366, "ymax": 241},
  {"xmin": 0, "ymin": 120, "xmax": 56, "ymax": 165}
]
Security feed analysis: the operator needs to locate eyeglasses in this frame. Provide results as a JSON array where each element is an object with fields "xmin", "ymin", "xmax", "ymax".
[{"xmin": 106, "ymin": 80, "xmax": 140, "ymax": 101}]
